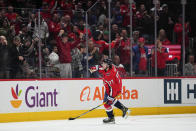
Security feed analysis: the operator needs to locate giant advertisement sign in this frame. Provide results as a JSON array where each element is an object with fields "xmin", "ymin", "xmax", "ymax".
[{"xmin": 0, "ymin": 78, "xmax": 195, "ymax": 114}]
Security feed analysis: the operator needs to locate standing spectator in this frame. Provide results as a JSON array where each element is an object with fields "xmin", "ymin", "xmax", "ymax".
[
  {"xmin": 28, "ymin": 16, "xmax": 49, "ymax": 41},
  {"xmin": 71, "ymin": 47, "xmax": 83, "ymax": 78},
  {"xmin": 132, "ymin": 30, "xmax": 140, "ymax": 45},
  {"xmin": 48, "ymin": 13, "xmax": 60, "ymax": 38},
  {"xmin": 185, "ymin": 54, "xmax": 195, "ymax": 76},
  {"xmin": 40, "ymin": 1, "xmax": 53, "ymax": 23},
  {"xmin": 81, "ymin": 40, "xmax": 100, "ymax": 78},
  {"xmin": 49, "ymin": 45, "xmax": 59, "ymax": 67},
  {"xmin": 115, "ymin": 29, "xmax": 132, "ymax": 72},
  {"xmin": 5, "ymin": 5, "xmax": 17, "ymax": 23},
  {"xmin": 0, "ymin": 18, "xmax": 15, "ymax": 44},
  {"xmin": 48, "ymin": 45, "xmax": 60, "ymax": 78},
  {"xmin": 136, "ymin": 3, "xmax": 147, "ymax": 30},
  {"xmin": 139, "ymin": 8, "xmax": 154, "ymax": 44},
  {"xmin": 19, "ymin": 23, "xmax": 31, "ymax": 43},
  {"xmin": 174, "ymin": 15, "xmax": 191, "ymax": 47},
  {"xmin": 158, "ymin": 29, "xmax": 171, "ymax": 45},
  {"xmin": 111, "ymin": 24, "xmax": 119, "ymax": 41},
  {"xmin": 72, "ymin": 1, "xmax": 84, "ymax": 24},
  {"xmin": 151, "ymin": 40, "xmax": 168, "ymax": 76},
  {"xmin": 62, "ymin": 15, "xmax": 73, "ymax": 34},
  {"xmin": 150, "ymin": 0, "xmax": 162, "ymax": 13},
  {"xmin": 120, "ymin": 0, "xmax": 136, "ymax": 28},
  {"xmin": 159, "ymin": 4, "xmax": 174, "ymax": 41},
  {"xmin": 22, "ymin": 38, "xmax": 36, "ymax": 69},
  {"xmin": 0, "ymin": 36, "xmax": 10, "ymax": 78},
  {"xmin": 42, "ymin": 47, "xmax": 50, "ymax": 67},
  {"xmin": 78, "ymin": 19, "xmax": 91, "ymax": 37},
  {"xmin": 133, "ymin": 37, "xmax": 148, "ymax": 75},
  {"xmin": 113, "ymin": 55, "xmax": 127, "ymax": 77},
  {"xmin": 9, "ymin": 36, "xmax": 30, "ymax": 78},
  {"xmin": 55, "ymin": 30, "xmax": 83, "ymax": 78},
  {"xmin": 111, "ymin": 1, "xmax": 123, "ymax": 26}
]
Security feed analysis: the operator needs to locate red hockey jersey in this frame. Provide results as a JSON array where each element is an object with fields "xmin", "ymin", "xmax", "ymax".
[{"xmin": 98, "ymin": 65, "xmax": 122, "ymax": 98}]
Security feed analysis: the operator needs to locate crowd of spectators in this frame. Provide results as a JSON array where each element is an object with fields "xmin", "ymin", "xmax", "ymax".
[{"xmin": 0, "ymin": 0, "xmax": 195, "ymax": 79}]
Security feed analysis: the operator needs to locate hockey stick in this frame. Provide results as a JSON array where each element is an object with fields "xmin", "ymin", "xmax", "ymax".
[{"xmin": 68, "ymin": 94, "xmax": 122, "ymax": 120}]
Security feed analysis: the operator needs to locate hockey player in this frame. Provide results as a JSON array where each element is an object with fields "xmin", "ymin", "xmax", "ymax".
[{"xmin": 89, "ymin": 58, "xmax": 131, "ymax": 124}]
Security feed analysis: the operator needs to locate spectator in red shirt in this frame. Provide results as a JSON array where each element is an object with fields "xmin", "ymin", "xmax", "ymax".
[
  {"xmin": 113, "ymin": 55, "xmax": 127, "ymax": 77},
  {"xmin": 115, "ymin": 29, "xmax": 132, "ymax": 72},
  {"xmin": 68, "ymin": 25, "xmax": 80, "ymax": 42},
  {"xmin": 174, "ymin": 15, "xmax": 191, "ymax": 47},
  {"xmin": 158, "ymin": 29, "xmax": 171, "ymax": 45},
  {"xmin": 48, "ymin": 13, "xmax": 61, "ymax": 36},
  {"xmin": 55, "ymin": 30, "xmax": 83, "ymax": 78},
  {"xmin": 78, "ymin": 19, "xmax": 91, "ymax": 37},
  {"xmin": 133, "ymin": 37, "xmax": 148, "ymax": 76},
  {"xmin": 40, "ymin": 2, "xmax": 52, "ymax": 23},
  {"xmin": 5, "ymin": 6, "xmax": 17, "ymax": 23},
  {"xmin": 151, "ymin": 40, "xmax": 168, "ymax": 76},
  {"xmin": 120, "ymin": 0, "xmax": 136, "ymax": 28}
]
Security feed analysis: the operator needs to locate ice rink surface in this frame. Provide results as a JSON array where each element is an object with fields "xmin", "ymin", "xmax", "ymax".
[{"xmin": 1, "ymin": 114, "xmax": 196, "ymax": 131}]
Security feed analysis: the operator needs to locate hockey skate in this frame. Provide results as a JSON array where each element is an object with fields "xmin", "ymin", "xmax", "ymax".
[
  {"xmin": 103, "ymin": 117, "xmax": 115, "ymax": 124},
  {"xmin": 122, "ymin": 107, "xmax": 131, "ymax": 119}
]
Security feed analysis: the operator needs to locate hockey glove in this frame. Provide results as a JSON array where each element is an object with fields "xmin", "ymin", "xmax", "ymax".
[
  {"xmin": 89, "ymin": 65, "xmax": 99, "ymax": 73},
  {"xmin": 106, "ymin": 96, "xmax": 115, "ymax": 105}
]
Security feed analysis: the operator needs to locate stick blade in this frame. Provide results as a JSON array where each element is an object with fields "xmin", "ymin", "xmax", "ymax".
[{"xmin": 68, "ymin": 117, "xmax": 76, "ymax": 120}]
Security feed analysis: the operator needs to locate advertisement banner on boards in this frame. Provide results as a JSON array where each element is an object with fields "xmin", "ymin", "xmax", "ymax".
[{"xmin": 0, "ymin": 79, "xmax": 158, "ymax": 114}]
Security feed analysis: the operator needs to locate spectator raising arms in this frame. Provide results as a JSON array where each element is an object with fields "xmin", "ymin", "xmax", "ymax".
[
  {"xmin": 151, "ymin": 40, "xmax": 168, "ymax": 76},
  {"xmin": 55, "ymin": 30, "xmax": 83, "ymax": 78}
]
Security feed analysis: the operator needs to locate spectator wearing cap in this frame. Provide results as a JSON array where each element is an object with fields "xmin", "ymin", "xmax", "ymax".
[
  {"xmin": 55, "ymin": 30, "xmax": 83, "ymax": 78},
  {"xmin": 133, "ymin": 37, "xmax": 148, "ymax": 75},
  {"xmin": 103, "ymin": 30, "xmax": 109, "ymax": 42},
  {"xmin": 151, "ymin": 40, "xmax": 168, "ymax": 76},
  {"xmin": 158, "ymin": 29, "xmax": 171, "ymax": 45}
]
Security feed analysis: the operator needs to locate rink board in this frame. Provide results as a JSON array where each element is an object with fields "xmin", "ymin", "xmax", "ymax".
[{"xmin": 0, "ymin": 78, "xmax": 196, "ymax": 122}]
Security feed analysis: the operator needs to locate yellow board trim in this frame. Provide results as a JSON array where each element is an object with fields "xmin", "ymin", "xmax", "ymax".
[{"xmin": 0, "ymin": 106, "xmax": 196, "ymax": 123}]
